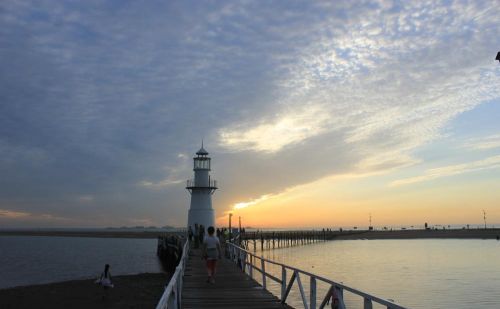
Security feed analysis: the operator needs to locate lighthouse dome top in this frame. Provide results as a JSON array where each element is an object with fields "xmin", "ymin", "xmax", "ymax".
[{"xmin": 196, "ymin": 145, "xmax": 209, "ymax": 156}]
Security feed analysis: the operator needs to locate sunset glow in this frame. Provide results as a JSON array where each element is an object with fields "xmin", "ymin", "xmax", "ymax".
[{"xmin": 1, "ymin": 1, "xmax": 499, "ymax": 228}]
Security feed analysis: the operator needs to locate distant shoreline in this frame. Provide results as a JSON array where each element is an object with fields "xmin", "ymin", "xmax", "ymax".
[
  {"xmin": 0, "ymin": 230, "xmax": 182, "ymax": 239},
  {"xmin": 332, "ymin": 228, "xmax": 500, "ymax": 240},
  {"xmin": 1, "ymin": 228, "xmax": 499, "ymax": 240}
]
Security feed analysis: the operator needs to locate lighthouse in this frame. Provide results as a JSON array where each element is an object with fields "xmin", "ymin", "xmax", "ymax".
[{"xmin": 186, "ymin": 144, "xmax": 217, "ymax": 231}]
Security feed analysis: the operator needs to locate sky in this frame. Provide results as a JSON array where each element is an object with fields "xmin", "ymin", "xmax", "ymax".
[{"xmin": 1, "ymin": 0, "xmax": 499, "ymax": 229}]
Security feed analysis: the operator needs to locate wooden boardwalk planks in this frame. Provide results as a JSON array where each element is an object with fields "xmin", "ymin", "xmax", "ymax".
[{"xmin": 182, "ymin": 249, "xmax": 293, "ymax": 309}]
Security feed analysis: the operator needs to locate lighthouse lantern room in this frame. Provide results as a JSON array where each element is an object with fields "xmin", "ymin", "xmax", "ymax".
[{"xmin": 186, "ymin": 143, "xmax": 217, "ymax": 231}]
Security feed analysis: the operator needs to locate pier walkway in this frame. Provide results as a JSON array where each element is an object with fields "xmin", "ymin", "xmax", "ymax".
[
  {"xmin": 182, "ymin": 248, "xmax": 291, "ymax": 309},
  {"xmin": 156, "ymin": 239, "xmax": 408, "ymax": 309}
]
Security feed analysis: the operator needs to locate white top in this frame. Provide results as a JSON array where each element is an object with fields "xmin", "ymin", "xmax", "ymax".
[{"xmin": 203, "ymin": 235, "xmax": 220, "ymax": 249}]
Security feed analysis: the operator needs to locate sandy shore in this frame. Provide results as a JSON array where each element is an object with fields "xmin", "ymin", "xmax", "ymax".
[
  {"xmin": 332, "ymin": 228, "xmax": 500, "ymax": 240},
  {"xmin": 0, "ymin": 273, "xmax": 169, "ymax": 309}
]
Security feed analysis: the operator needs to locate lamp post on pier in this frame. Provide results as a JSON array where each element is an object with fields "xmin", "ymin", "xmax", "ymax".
[{"xmin": 228, "ymin": 213, "xmax": 233, "ymax": 242}]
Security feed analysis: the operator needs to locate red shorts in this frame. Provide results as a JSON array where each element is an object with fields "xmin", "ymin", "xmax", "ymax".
[{"xmin": 206, "ymin": 259, "xmax": 217, "ymax": 269}]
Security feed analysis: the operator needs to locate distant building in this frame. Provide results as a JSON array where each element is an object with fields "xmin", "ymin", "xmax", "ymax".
[{"xmin": 186, "ymin": 144, "xmax": 217, "ymax": 231}]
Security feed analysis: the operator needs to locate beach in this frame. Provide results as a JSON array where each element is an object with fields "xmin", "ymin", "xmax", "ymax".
[{"xmin": 0, "ymin": 273, "xmax": 168, "ymax": 309}]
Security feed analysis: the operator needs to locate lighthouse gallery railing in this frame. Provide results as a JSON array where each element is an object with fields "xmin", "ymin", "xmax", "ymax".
[
  {"xmin": 226, "ymin": 242, "xmax": 408, "ymax": 309},
  {"xmin": 186, "ymin": 179, "xmax": 217, "ymax": 188},
  {"xmin": 155, "ymin": 240, "xmax": 189, "ymax": 309}
]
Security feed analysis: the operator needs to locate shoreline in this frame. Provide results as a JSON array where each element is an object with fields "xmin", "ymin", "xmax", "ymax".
[
  {"xmin": 332, "ymin": 228, "xmax": 500, "ymax": 240},
  {"xmin": 0, "ymin": 273, "xmax": 168, "ymax": 309},
  {"xmin": 1, "ymin": 228, "xmax": 499, "ymax": 240},
  {"xmin": 0, "ymin": 230, "xmax": 181, "ymax": 239}
]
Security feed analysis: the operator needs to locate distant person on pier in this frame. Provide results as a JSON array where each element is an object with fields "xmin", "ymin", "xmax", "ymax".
[
  {"xmin": 202, "ymin": 226, "xmax": 221, "ymax": 284},
  {"xmin": 194, "ymin": 224, "xmax": 200, "ymax": 248},
  {"xmin": 188, "ymin": 226, "xmax": 194, "ymax": 243},
  {"xmin": 95, "ymin": 264, "xmax": 114, "ymax": 300},
  {"xmin": 199, "ymin": 224, "xmax": 205, "ymax": 244}
]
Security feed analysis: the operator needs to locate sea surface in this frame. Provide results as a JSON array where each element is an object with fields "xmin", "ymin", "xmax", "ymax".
[
  {"xmin": 1, "ymin": 236, "xmax": 499, "ymax": 308},
  {"xmin": 0, "ymin": 236, "xmax": 162, "ymax": 289},
  {"xmin": 252, "ymin": 239, "xmax": 500, "ymax": 309}
]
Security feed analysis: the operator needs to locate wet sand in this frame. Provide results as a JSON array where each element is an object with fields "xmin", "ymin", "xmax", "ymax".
[{"xmin": 0, "ymin": 273, "xmax": 169, "ymax": 309}]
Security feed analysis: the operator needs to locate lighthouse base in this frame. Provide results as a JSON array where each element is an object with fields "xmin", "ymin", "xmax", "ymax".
[{"xmin": 188, "ymin": 208, "xmax": 215, "ymax": 231}]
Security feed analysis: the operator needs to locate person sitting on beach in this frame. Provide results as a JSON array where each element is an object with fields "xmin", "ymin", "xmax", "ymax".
[
  {"xmin": 202, "ymin": 226, "xmax": 221, "ymax": 284},
  {"xmin": 96, "ymin": 264, "xmax": 114, "ymax": 299}
]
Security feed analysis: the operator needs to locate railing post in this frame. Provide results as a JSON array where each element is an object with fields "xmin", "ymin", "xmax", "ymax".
[
  {"xmin": 249, "ymin": 254, "xmax": 253, "ymax": 278},
  {"xmin": 241, "ymin": 251, "xmax": 247, "ymax": 272},
  {"xmin": 296, "ymin": 273, "xmax": 309, "ymax": 309},
  {"xmin": 261, "ymin": 259, "xmax": 266, "ymax": 289},
  {"xmin": 281, "ymin": 266, "xmax": 286, "ymax": 301},
  {"xmin": 364, "ymin": 297, "xmax": 373, "ymax": 309},
  {"xmin": 310, "ymin": 277, "xmax": 317, "ymax": 309},
  {"xmin": 335, "ymin": 285, "xmax": 346, "ymax": 309},
  {"xmin": 176, "ymin": 280, "xmax": 182, "ymax": 309}
]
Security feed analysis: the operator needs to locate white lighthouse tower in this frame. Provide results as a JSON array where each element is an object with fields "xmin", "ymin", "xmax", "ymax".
[{"xmin": 186, "ymin": 143, "xmax": 217, "ymax": 230}]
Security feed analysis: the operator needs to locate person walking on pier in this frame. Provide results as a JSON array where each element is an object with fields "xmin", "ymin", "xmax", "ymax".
[
  {"xmin": 199, "ymin": 224, "xmax": 205, "ymax": 244},
  {"xmin": 202, "ymin": 226, "xmax": 221, "ymax": 284},
  {"xmin": 194, "ymin": 224, "xmax": 200, "ymax": 248},
  {"xmin": 188, "ymin": 225, "xmax": 194, "ymax": 243}
]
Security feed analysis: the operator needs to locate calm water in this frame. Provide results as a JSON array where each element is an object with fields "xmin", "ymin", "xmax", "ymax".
[
  {"xmin": 253, "ymin": 239, "xmax": 500, "ymax": 309},
  {"xmin": 0, "ymin": 236, "xmax": 162, "ymax": 289}
]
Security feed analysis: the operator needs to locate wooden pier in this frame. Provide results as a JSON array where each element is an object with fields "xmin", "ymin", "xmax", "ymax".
[
  {"xmin": 182, "ymin": 248, "xmax": 292, "ymax": 309},
  {"xmin": 156, "ymin": 240, "xmax": 408, "ymax": 309},
  {"xmin": 240, "ymin": 230, "xmax": 363, "ymax": 250}
]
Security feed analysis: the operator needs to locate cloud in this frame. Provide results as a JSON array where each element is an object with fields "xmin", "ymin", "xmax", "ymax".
[
  {"xmin": 78, "ymin": 195, "xmax": 94, "ymax": 202},
  {"xmin": 0, "ymin": 208, "xmax": 69, "ymax": 221},
  {"xmin": 390, "ymin": 155, "xmax": 500, "ymax": 187},
  {"xmin": 218, "ymin": 1, "xmax": 500, "ymax": 164},
  {"xmin": 1, "ymin": 1, "xmax": 499, "ymax": 226},
  {"xmin": 139, "ymin": 179, "xmax": 184, "ymax": 188},
  {"xmin": 233, "ymin": 194, "xmax": 275, "ymax": 210},
  {"xmin": 462, "ymin": 134, "xmax": 500, "ymax": 151},
  {"xmin": 0, "ymin": 209, "xmax": 30, "ymax": 218},
  {"xmin": 219, "ymin": 105, "xmax": 331, "ymax": 153}
]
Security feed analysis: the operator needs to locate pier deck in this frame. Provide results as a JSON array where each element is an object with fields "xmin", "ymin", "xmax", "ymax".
[{"xmin": 182, "ymin": 248, "xmax": 292, "ymax": 309}]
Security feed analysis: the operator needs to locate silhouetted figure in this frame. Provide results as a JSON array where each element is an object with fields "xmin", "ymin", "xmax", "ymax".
[
  {"xmin": 194, "ymin": 224, "xmax": 200, "ymax": 248},
  {"xmin": 496, "ymin": 51, "xmax": 500, "ymax": 62},
  {"xmin": 199, "ymin": 224, "xmax": 205, "ymax": 244},
  {"xmin": 96, "ymin": 264, "xmax": 113, "ymax": 300},
  {"xmin": 188, "ymin": 226, "xmax": 194, "ymax": 243}
]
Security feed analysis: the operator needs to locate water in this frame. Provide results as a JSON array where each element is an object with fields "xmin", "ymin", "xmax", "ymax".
[
  {"xmin": 0, "ymin": 236, "xmax": 163, "ymax": 289},
  {"xmin": 252, "ymin": 239, "xmax": 500, "ymax": 309}
]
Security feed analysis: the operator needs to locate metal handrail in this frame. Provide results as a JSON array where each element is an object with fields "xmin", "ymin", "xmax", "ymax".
[
  {"xmin": 155, "ymin": 240, "xmax": 190, "ymax": 309},
  {"xmin": 226, "ymin": 242, "xmax": 407, "ymax": 309},
  {"xmin": 186, "ymin": 179, "xmax": 217, "ymax": 188}
]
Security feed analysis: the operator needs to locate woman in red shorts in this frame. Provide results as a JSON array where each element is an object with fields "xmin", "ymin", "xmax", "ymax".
[{"xmin": 202, "ymin": 226, "xmax": 222, "ymax": 284}]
